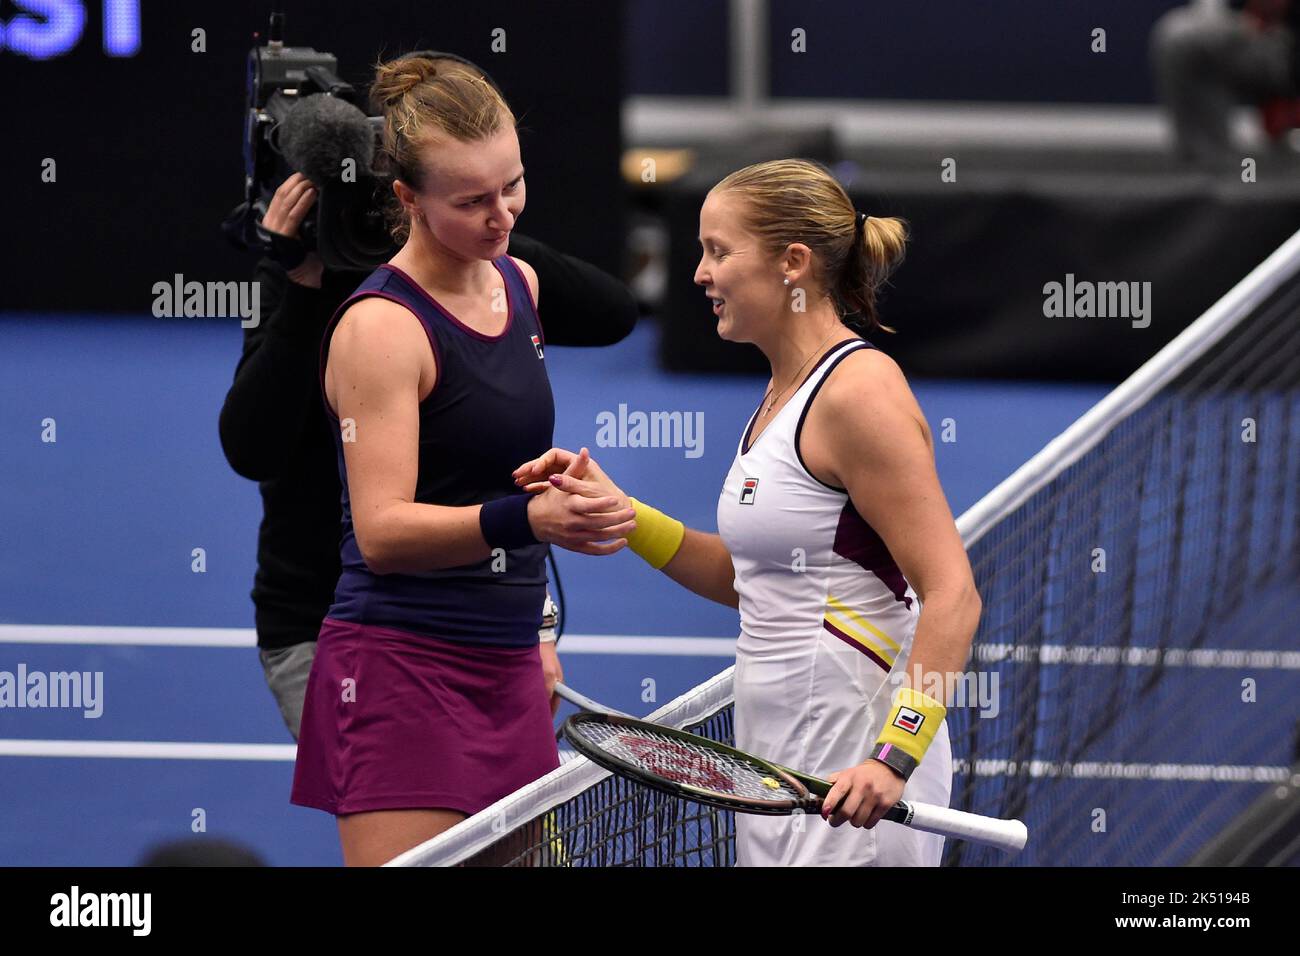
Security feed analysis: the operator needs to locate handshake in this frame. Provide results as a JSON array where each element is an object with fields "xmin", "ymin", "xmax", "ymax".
[{"xmin": 514, "ymin": 446, "xmax": 643, "ymax": 557}]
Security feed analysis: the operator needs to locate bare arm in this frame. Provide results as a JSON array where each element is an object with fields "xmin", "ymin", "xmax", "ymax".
[
  {"xmin": 330, "ymin": 302, "xmax": 635, "ymax": 575},
  {"xmin": 330, "ymin": 299, "xmax": 488, "ymax": 573},
  {"xmin": 658, "ymin": 527, "xmax": 739, "ymax": 608},
  {"xmin": 808, "ymin": 349, "xmax": 982, "ymax": 698}
]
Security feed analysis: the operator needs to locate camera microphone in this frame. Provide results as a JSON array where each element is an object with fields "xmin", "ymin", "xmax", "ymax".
[{"xmin": 278, "ymin": 93, "xmax": 376, "ymax": 186}]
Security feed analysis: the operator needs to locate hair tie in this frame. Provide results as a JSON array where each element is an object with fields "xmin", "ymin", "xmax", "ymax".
[{"xmin": 856, "ymin": 211, "xmax": 868, "ymax": 231}]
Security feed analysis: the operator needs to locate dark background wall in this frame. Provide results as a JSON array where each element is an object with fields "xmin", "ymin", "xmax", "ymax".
[
  {"xmin": 0, "ymin": 0, "xmax": 624, "ymax": 312},
  {"xmin": 627, "ymin": 0, "xmax": 1185, "ymax": 101}
]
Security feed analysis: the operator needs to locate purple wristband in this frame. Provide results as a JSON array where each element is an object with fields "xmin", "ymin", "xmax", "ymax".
[{"xmin": 479, "ymin": 494, "xmax": 539, "ymax": 550}]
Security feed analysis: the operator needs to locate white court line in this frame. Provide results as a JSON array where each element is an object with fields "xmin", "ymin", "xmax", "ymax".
[
  {"xmin": 1, "ymin": 626, "xmax": 1293, "ymax": 669},
  {"xmin": 0, "ymin": 740, "xmax": 296, "ymax": 760},
  {"xmin": 0, "ymin": 625, "xmax": 255, "ymax": 647},
  {"xmin": 0, "ymin": 625, "xmax": 736, "ymax": 656}
]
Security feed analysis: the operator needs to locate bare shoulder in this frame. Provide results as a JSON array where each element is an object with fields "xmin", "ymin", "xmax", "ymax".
[
  {"xmin": 508, "ymin": 255, "xmax": 540, "ymax": 303},
  {"xmin": 820, "ymin": 346, "xmax": 910, "ymax": 408},
  {"xmin": 330, "ymin": 296, "xmax": 428, "ymax": 377},
  {"xmin": 815, "ymin": 345, "xmax": 930, "ymax": 446}
]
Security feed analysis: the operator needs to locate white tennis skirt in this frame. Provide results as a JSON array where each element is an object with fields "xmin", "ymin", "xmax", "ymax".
[{"xmin": 732, "ymin": 625, "xmax": 953, "ymax": 866}]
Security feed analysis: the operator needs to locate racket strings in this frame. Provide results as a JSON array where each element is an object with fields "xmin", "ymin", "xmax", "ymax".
[{"xmin": 576, "ymin": 720, "xmax": 804, "ymax": 802}]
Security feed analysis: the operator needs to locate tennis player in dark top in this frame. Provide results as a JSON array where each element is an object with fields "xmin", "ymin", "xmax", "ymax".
[{"xmin": 218, "ymin": 53, "xmax": 637, "ymax": 865}]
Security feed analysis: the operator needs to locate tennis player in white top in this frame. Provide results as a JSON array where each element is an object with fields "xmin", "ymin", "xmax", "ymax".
[{"xmin": 515, "ymin": 159, "xmax": 982, "ymax": 866}]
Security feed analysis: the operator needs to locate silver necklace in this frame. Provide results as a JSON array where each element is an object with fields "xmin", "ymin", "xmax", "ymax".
[{"xmin": 762, "ymin": 328, "xmax": 840, "ymax": 415}]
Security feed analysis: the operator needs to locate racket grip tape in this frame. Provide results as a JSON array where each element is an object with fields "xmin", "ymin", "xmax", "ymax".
[
  {"xmin": 897, "ymin": 800, "xmax": 1029, "ymax": 854},
  {"xmin": 808, "ymin": 798, "xmax": 1027, "ymax": 855}
]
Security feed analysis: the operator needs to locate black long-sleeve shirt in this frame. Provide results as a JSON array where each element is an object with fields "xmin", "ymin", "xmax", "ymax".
[{"xmin": 219, "ymin": 234, "xmax": 638, "ymax": 649}]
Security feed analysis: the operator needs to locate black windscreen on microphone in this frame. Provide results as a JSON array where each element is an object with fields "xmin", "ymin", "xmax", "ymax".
[{"xmin": 277, "ymin": 93, "xmax": 376, "ymax": 186}]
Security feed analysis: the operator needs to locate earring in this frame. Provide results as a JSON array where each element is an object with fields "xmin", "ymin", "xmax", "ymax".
[{"xmin": 783, "ymin": 278, "xmax": 790, "ymax": 286}]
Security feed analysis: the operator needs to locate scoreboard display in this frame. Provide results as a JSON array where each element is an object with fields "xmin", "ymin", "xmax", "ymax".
[{"xmin": 1, "ymin": 1, "xmax": 140, "ymax": 58}]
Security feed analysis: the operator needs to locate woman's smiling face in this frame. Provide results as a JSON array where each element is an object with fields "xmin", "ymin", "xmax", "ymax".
[{"xmin": 694, "ymin": 190, "xmax": 784, "ymax": 343}]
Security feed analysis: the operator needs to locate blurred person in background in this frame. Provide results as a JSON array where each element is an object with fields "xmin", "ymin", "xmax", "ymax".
[{"xmin": 1151, "ymin": 0, "xmax": 1300, "ymax": 164}]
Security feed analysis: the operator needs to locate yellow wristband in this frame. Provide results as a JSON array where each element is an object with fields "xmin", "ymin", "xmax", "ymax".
[
  {"xmin": 624, "ymin": 497, "xmax": 685, "ymax": 570},
  {"xmin": 875, "ymin": 687, "xmax": 947, "ymax": 768}
]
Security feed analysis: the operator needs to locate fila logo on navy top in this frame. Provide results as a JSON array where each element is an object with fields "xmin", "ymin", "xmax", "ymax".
[
  {"xmin": 893, "ymin": 707, "xmax": 924, "ymax": 734},
  {"xmin": 531, "ymin": 334, "xmax": 544, "ymax": 359},
  {"xmin": 739, "ymin": 478, "xmax": 759, "ymax": 505}
]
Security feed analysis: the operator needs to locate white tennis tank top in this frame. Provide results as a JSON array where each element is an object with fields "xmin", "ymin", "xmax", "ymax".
[{"xmin": 716, "ymin": 338, "xmax": 951, "ymax": 866}]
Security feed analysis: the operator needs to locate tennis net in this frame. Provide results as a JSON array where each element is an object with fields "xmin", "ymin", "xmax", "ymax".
[{"xmin": 391, "ymin": 228, "xmax": 1300, "ymax": 867}]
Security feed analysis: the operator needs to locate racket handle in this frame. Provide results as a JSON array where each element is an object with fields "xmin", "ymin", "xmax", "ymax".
[{"xmin": 890, "ymin": 800, "xmax": 1028, "ymax": 855}]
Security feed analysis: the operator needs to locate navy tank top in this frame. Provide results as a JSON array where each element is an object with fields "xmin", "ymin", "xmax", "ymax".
[{"xmin": 317, "ymin": 257, "xmax": 554, "ymax": 646}]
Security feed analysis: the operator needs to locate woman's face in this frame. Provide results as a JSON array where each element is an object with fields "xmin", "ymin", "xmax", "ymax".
[
  {"xmin": 694, "ymin": 190, "xmax": 783, "ymax": 344},
  {"xmin": 399, "ymin": 123, "xmax": 525, "ymax": 261}
]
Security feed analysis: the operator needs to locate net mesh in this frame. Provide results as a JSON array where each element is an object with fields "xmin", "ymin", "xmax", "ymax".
[
  {"xmin": 392, "ymin": 232, "xmax": 1300, "ymax": 867},
  {"xmin": 460, "ymin": 698, "xmax": 740, "ymax": 867},
  {"xmin": 946, "ymin": 242, "xmax": 1300, "ymax": 866}
]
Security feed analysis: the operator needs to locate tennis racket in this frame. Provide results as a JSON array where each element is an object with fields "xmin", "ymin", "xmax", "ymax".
[
  {"xmin": 554, "ymin": 681, "xmax": 628, "ymax": 716},
  {"xmin": 562, "ymin": 710, "xmax": 1028, "ymax": 855}
]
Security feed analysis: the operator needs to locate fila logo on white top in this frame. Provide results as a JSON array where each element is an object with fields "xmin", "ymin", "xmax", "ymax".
[{"xmin": 739, "ymin": 478, "xmax": 759, "ymax": 505}]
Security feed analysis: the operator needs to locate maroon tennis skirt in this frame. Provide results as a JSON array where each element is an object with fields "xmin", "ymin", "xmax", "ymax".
[{"xmin": 290, "ymin": 617, "xmax": 559, "ymax": 817}]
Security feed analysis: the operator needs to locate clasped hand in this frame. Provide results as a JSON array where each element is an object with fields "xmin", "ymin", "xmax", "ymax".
[{"xmin": 518, "ymin": 447, "xmax": 636, "ymax": 556}]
